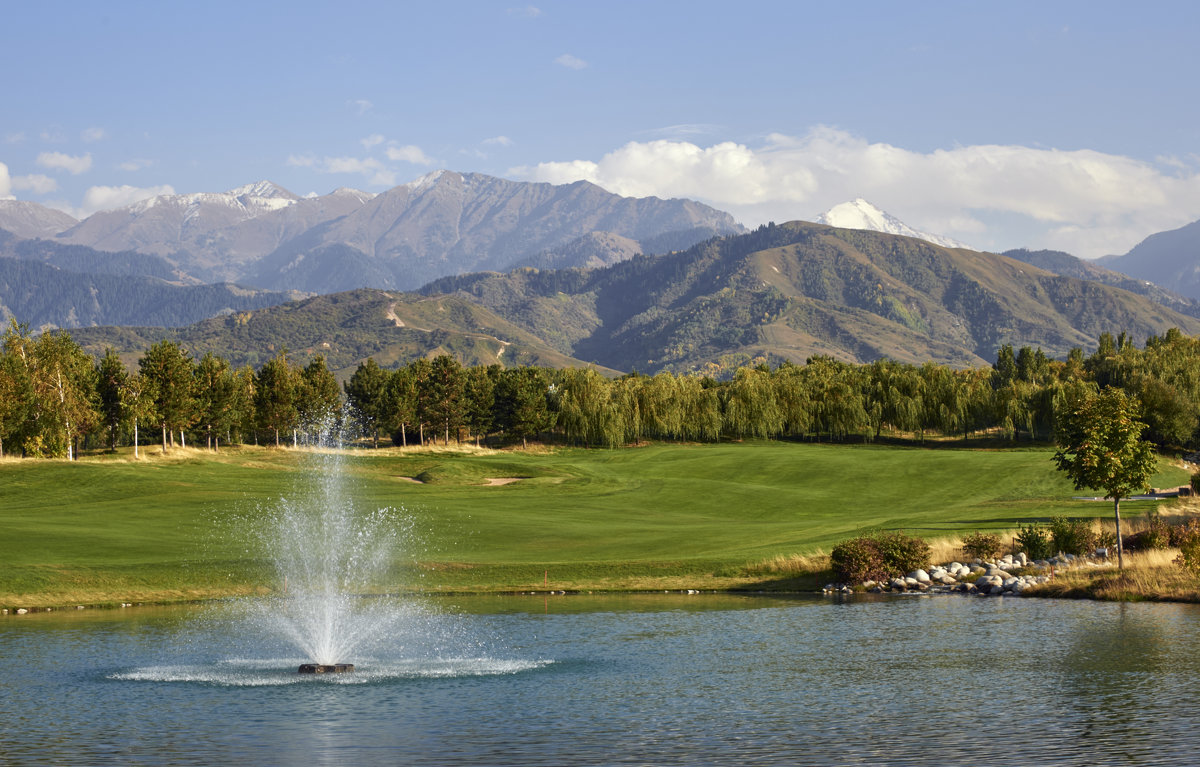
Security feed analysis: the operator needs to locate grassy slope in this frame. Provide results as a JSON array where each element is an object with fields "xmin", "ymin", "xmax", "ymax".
[{"xmin": 0, "ymin": 442, "xmax": 1189, "ymax": 606}]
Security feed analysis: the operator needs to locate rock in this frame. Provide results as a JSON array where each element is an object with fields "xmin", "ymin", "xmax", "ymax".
[
  {"xmin": 904, "ymin": 577, "xmax": 919, "ymax": 587},
  {"xmin": 1016, "ymin": 552, "xmax": 1028, "ymax": 566},
  {"xmin": 910, "ymin": 569, "xmax": 931, "ymax": 583},
  {"xmin": 890, "ymin": 578, "xmax": 907, "ymax": 590},
  {"xmin": 16, "ymin": 608, "xmax": 27, "ymax": 614},
  {"xmin": 938, "ymin": 574, "xmax": 957, "ymax": 585}
]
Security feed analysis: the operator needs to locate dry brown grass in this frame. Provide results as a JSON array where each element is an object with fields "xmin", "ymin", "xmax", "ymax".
[
  {"xmin": 1028, "ymin": 547, "xmax": 1200, "ymax": 602},
  {"xmin": 743, "ymin": 552, "xmax": 831, "ymax": 578}
]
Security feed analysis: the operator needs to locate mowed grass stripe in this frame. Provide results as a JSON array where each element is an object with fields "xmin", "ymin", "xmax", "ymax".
[{"xmin": 0, "ymin": 441, "xmax": 1187, "ymax": 605}]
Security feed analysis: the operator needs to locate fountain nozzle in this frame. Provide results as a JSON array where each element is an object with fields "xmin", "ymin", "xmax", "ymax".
[{"xmin": 298, "ymin": 663, "xmax": 355, "ymax": 674}]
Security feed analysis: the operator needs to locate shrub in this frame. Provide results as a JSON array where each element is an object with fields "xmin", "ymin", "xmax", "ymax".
[
  {"xmin": 1170, "ymin": 521, "xmax": 1194, "ymax": 548},
  {"xmin": 961, "ymin": 532, "xmax": 1003, "ymax": 561},
  {"xmin": 1049, "ymin": 517, "xmax": 1095, "ymax": 556},
  {"xmin": 1140, "ymin": 511, "xmax": 1172, "ymax": 550},
  {"xmin": 830, "ymin": 530, "xmax": 930, "ymax": 583},
  {"xmin": 1174, "ymin": 520, "xmax": 1200, "ymax": 576},
  {"xmin": 829, "ymin": 537, "xmax": 885, "ymax": 584},
  {"xmin": 1015, "ymin": 523, "xmax": 1054, "ymax": 560},
  {"xmin": 1191, "ymin": 472, "xmax": 1200, "ymax": 494},
  {"xmin": 872, "ymin": 531, "xmax": 932, "ymax": 575}
]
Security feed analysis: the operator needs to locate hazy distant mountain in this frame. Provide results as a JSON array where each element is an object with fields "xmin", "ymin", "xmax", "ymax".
[
  {"xmin": 56, "ymin": 182, "xmax": 374, "ymax": 283},
  {"xmin": 0, "ymin": 228, "xmax": 185, "ymax": 282},
  {"xmin": 0, "ymin": 258, "xmax": 304, "ymax": 332},
  {"xmin": 51, "ymin": 171, "xmax": 742, "ymax": 293},
  {"xmin": 424, "ymin": 221, "xmax": 1200, "ymax": 372},
  {"xmin": 0, "ymin": 200, "xmax": 78, "ymax": 240},
  {"xmin": 247, "ymin": 170, "xmax": 745, "ymax": 292},
  {"xmin": 1099, "ymin": 219, "xmax": 1200, "ymax": 301},
  {"xmin": 1003, "ymin": 247, "xmax": 1200, "ymax": 319},
  {"xmin": 816, "ymin": 198, "xmax": 973, "ymax": 250}
]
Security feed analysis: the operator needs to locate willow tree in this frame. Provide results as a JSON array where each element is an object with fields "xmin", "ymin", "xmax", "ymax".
[{"xmin": 1053, "ymin": 387, "xmax": 1157, "ymax": 569}]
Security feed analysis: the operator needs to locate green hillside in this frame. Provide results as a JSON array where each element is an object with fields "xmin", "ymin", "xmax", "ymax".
[
  {"xmin": 68, "ymin": 289, "xmax": 612, "ymax": 377},
  {"xmin": 427, "ymin": 222, "xmax": 1200, "ymax": 372}
]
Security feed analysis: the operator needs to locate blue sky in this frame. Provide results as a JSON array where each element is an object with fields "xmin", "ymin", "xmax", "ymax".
[{"xmin": 3, "ymin": 1, "xmax": 1200, "ymax": 257}]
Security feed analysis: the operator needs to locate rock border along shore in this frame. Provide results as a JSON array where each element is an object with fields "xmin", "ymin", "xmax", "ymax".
[{"xmin": 824, "ymin": 551, "xmax": 1114, "ymax": 597}]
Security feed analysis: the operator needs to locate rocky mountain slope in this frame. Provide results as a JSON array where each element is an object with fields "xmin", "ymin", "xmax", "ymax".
[
  {"xmin": 1003, "ymin": 247, "xmax": 1200, "ymax": 318},
  {"xmin": 425, "ymin": 222, "xmax": 1200, "ymax": 372},
  {"xmin": 48, "ymin": 172, "xmax": 743, "ymax": 293},
  {"xmin": 1099, "ymin": 218, "xmax": 1200, "ymax": 300},
  {"xmin": 0, "ymin": 200, "xmax": 79, "ymax": 240}
]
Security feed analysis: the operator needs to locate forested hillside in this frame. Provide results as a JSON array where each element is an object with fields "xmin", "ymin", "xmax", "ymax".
[
  {"xmin": 67, "ymin": 289, "xmax": 608, "ymax": 375},
  {"xmin": 426, "ymin": 222, "xmax": 1200, "ymax": 373},
  {"xmin": 0, "ymin": 259, "xmax": 304, "ymax": 331}
]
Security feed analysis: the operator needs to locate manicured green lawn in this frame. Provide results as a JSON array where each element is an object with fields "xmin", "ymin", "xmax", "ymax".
[{"xmin": 0, "ymin": 441, "xmax": 1188, "ymax": 606}]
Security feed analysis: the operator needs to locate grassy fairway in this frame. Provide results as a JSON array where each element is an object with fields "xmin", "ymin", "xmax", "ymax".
[{"xmin": 0, "ymin": 441, "xmax": 1189, "ymax": 606}]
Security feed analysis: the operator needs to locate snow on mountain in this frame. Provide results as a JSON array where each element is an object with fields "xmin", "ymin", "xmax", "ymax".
[
  {"xmin": 816, "ymin": 198, "xmax": 974, "ymax": 251},
  {"xmin": 225, "ymin": 181, "xmax": 300, "ymax": 200},
  {"xmin": 0, "ymin": 199, "xmax": 79, "ymax": 239}
]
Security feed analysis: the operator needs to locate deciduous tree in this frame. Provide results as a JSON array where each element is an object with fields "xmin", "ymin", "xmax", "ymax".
[{"xmin": 1053, "ymin": 387, "xmax": 1157, "ymax": 568}]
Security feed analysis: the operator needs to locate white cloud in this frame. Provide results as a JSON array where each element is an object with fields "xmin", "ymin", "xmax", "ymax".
[
  {"xmin": 286, "ymin": 154, "xmax": 317, "ymax": 168},
  {"xmin": 385, "ymin": 144, "xmax": 434, "ymax": 165},
  {"xmin": 348, "ymin": 99, "xmax": 374, "ymax": 115},
  {"xmin": 77, "ymin": 184, "xmax": 175, "ymax": 217},
  {"xmin": 360, "ymin": 134, "xmax": 385, "ymax": 149},
  {"xmin": 513, "ymin": 127, "xmax": 1200, "ymax": 258},
  {"xmin": 81, "ymin": 127, "xmax": 106, "ymax": 143},
  {"xmin": 12, "ymin": 174, "xmax": 58, "ymax": 195},
  {"xmin": 507, "ymin": 5, "xmax": 541, "ymax": 17},
  {"xmin": 324, "ymin": 156, "xmax": 382, "ymax": 175},
  {"xmin": 37, "ymin": 151, "xmax": 93, "ymax": 175},
  {"xmin": 555, "ymin": 53, "xmax": 587, "ymax": 70},
  {"xmin": 0, "ymin": 162, "xmax": 11, "ymax": 198},
  {"xmin": 482, "ymin": 135, "xmax": 513, "ymax": 147},
  {"xmin": 117, "ymin": 158, "xmax": 154, "ymax": 171},
  {"xmin": 4, "ymin": 132, "xmax": 25, "ymax": 144}
]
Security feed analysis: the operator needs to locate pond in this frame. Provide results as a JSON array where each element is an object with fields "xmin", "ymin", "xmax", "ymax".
[{"xmin": 3, "ymin": 593, "xmax": 1199, "ymax": 766}]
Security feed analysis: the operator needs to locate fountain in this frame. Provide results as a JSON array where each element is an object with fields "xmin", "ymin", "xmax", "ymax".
[
  {"xmin": 105, "ymin": 414, "xmax": 551, "ymax": 690},
  {"xmin": 249, "ymin": 416, "xmax": 417, "ymax": 674}
]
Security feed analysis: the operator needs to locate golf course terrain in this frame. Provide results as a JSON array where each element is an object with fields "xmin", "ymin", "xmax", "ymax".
[{"xmin": 0, "ymin": 440, "xmax": 1190, "ymax": 608}]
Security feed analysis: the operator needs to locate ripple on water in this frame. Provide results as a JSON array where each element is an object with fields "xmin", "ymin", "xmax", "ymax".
[{"xmin": 108, "ymin": 657, "xmax": 555, "ymax": 687}]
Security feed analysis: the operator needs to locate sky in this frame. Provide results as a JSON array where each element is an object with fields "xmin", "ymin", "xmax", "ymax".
[{"xmin": 3, "ymin": 0, "xmax": 1200, "ymax": 258}]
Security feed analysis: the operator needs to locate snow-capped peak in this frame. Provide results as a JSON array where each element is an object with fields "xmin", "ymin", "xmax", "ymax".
[
  {"xmin": 816, "ymin": 198, "xmax": 973, "ymax": 250},
  {"xmin": 224, "ymin": 181, "xmax": 299, "ymax": 201},
  {"xmin": 330, "ymin": 187, "xmax": 376, "ymax": 202},
  {"xmin": 405, "ymin": 169, "xmax": 449, "ymax": 193}
]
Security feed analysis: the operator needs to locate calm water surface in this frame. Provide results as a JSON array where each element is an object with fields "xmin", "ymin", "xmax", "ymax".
[{"xmin": 2, "ymin": 593, "xmax": 1198, "ymax": 766}]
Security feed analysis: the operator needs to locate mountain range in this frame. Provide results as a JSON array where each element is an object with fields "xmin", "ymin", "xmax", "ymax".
[
  {"xmin": 3, "ymin": 171, "xmax": 743, "ymax": 294},
  {"xmin": 8, "ymin": 173, "xmax": 1200, "ymax": 374},
  {"xmin": 69, "ymin": 221, "xmax": 1200, "ymax": 377},
  {"xmin": 1098, "ymin": 219, "xmax": 1200, "ymax": 301}
]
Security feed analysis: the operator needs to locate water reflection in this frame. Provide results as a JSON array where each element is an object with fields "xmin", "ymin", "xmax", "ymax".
[{"xmin": 3, "ymin": 596, "xmax": 1200, "ymax": 765}]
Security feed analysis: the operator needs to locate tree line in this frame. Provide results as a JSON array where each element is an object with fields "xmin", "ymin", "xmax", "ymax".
[{"xmin": 5, "ymin": 318, "xmax": 1200, "ymax": 458}]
